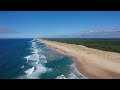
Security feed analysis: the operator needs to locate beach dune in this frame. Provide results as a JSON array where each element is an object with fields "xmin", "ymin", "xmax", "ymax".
[{"xmin": 38, "ymin": 39, "xmax": 120, "ymax": 79}]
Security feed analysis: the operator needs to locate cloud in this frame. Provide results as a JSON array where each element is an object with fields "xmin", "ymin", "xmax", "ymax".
[
  {"xmin": 73, "ymin": 28, "xmax": 120, "ymax": 35},
  {"xmin": 0, "ymin": 27, "xmax": 19, "ymax": 34},
  {"xmin": 70, "ymin": 28, "xmax": 120, "ymax": 38},
  {"xmin": 49, "ymin": 28, "xmax": 120, "ymax": 38}
]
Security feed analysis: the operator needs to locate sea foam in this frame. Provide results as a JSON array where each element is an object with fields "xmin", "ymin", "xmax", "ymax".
[
  {"xmin": 39, "ymin": 54, "xmax": 47, "ymax": 63},
  {"xmin": 27, "ymin": 54, "xmax": 39, "ymax": 61},
  {"xmin": 26, "ymin": 63, "xmax": 47, "ymax": 79},
  {"xmin": 21, "ymin": 65, "xmax": 24, "ymax": 68},
  {"xmin": 23, "ymin": 39, "xmax": 49, "ymax": 79},
  {"xmin": 55, "ymin": 74, "xmax": 67, "ymax": 79},
  {"xmin": 31, "ymin": 49, "xmax": 39, "ymax": 54},
  {"xmin": 69, "ymin": 63, "xmax": 87, "ymax": 79},
  {"xmin": 67, "ymin": 72, "xmax": 79, "ymax": 79},
  {"xmin": 24, "ymin": 67, "xmax": 35, "ymax": 76},
  {"xmin": 27, "ymin": 61, "xmax": 39, "ymax": 66}
]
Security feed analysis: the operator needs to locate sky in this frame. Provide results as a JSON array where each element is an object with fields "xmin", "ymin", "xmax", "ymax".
[{"xmin": 0, "ymin": 11, "xmax": 120, "ymax": 38}]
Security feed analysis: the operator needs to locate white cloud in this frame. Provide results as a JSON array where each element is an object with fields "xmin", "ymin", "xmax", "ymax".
[
  {"xmin": 72, "ymin": 28, "xmax": 120, "ymax": 36},
  {"xmin": 48, "ymin": 28, "xmax": 120, "ymax": 38}
]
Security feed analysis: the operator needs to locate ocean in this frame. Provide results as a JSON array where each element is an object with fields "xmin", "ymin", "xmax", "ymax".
[{"xmin": 0, "ymin": 38, "xmax": 86, "ymax": 79}]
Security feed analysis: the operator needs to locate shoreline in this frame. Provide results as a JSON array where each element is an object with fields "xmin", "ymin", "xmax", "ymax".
[
  {"xmin": 39, "ymin": 40, "xmax": 90, "ymax": 78},
  {"xmin": 37, "ymin": 39, "xmax": 87, "ymax": 78},
  {"xmin": 57, "ymin": 51, "xmax": 88, "ymax": 78},
  {"xmin": 41, "ymin": 42, "xmax": 90, "ymax": 79},
  {"xmin": 38, "ymin": 39, "xmax": 120, "ymax": 79}
]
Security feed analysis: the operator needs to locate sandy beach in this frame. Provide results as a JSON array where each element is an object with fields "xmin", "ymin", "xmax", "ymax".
[{"xmin": 38, "ymin": 39, "xmax": 120, "ymax": 79}]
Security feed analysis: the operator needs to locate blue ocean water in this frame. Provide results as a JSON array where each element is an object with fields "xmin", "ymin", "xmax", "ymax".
[{"xmin": 0, "ymin": 38, "xmax": 86, "ymax": 79}]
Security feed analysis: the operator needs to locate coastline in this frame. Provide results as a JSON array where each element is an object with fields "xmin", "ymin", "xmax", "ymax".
[{"xmin": 38, "ymin": 39, "xmax": 120, "ymax": 79}]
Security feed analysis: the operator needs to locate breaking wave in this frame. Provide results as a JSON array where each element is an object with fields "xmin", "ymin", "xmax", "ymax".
[
  {"xmin": 55, "ymin": 74, "xmax": 67, "ymax": 79},
  {"xmin": 21, "ymin": 39, "xmax": 49, "ymax": 79},
  {"xmin": 18, "ymin": 38, "xmax": 87, "ymax": 79},
  {"xmin": 69, "ymin": 63, "xmax": 87, "ymax": 79}
]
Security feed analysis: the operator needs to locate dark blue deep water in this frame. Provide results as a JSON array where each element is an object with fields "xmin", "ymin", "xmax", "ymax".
[{"xmin": 0, "ymin": 39, "xmax": 32, "ymax": 78}]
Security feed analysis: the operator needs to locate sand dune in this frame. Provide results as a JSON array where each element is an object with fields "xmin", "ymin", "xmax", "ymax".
[{"xmin": 38, "ymin": 39, "xmax": 120, "ymax": 79}]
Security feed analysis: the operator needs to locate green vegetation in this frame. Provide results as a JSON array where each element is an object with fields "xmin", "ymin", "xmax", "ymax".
[{"xmin": 42, "ymin": 38, "xmax": 120, "ymax": 53}]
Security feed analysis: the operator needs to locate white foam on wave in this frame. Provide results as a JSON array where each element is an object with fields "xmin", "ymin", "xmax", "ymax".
[
  {"xmin": 27, "ymin": 61, "xmax": 39, "ymax": 66},
  {"xmin": 23, "ymin": 38, "xmax": 50, "ymax": 79},
  {"xmin": 55, "ymin": 73, "xmax": 79, "ymax": 79},
  {"xmin": 24, "ymin": 55, "xmax": 31, "ymax": 63},
  {"xmin": 38, "ymin": 48, "xmax": 44, "ymax": 53},
  {"xmin": 29, "ymin": 39, "xmax": 35, "ymax": 43},
  {"xmin": 21, "ymin": 65, "xmax": 24, "ymax": 68},
  {"xmin": 31, "ymin": 49, "xmax": 39, "ymax": 54},
  {"xmin": 34, "ymin": 63, "xmax": 46, "ymax": 74},
  {"xmin": 67, "ymin": 72, "xmax": 79, "ymax": 79},
  {"xmin": 24, "ymin": 53, "xmax": 39, "ymax": 65},
  {"xmin": 24, "ymin": 55, "xmax": 30, "ymax": 59},
  {"xmin": 40, "ymin": 54, "xmax": 46, "ymax": 58},
  {"xmin": 26, "ymin": 63, "xmax": 47, "ymax": 79},
  {"xmin": 55, "ymin": 74, "xmax": 67, "ymax": 79},
  {"xmin": 31, "ymin": 45, "xmax": 36, "ymax": 49},
  {"xmin": 39, "ymin": 54, "xmax": 47, "ymax": 63},
  {"xmin": 31, "ymin": 40, "xmax": 37, "ymax": 49},
  {"xmin": 46, "ymin": 68, "xmax": 53, "ymax": 72},
  {"xmin": 24, "ymin": 67, "xmax": 35, "ymax": 76},
  {"xmin": 32, "ymin": 41, "xmax": 36, "ymax": 45},
  {"xmin": 25, "ymin": 39, "xmax": 40, "ymax": 63},
  {"xmin": 27, "ymin": 54, "xmax": 39, "ymax": 61},
  {"xmin": 69, "ymin": 63, "xmax": 87, "ymax": 79},
  {"xmin": 39, "ymin": 59, "xmax": 47, "ymax": 64}
]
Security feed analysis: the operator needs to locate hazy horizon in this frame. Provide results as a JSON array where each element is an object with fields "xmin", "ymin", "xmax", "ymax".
[{"xmin": 0, "ymin": 11, "xmax": 120, "ymax": 38}]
